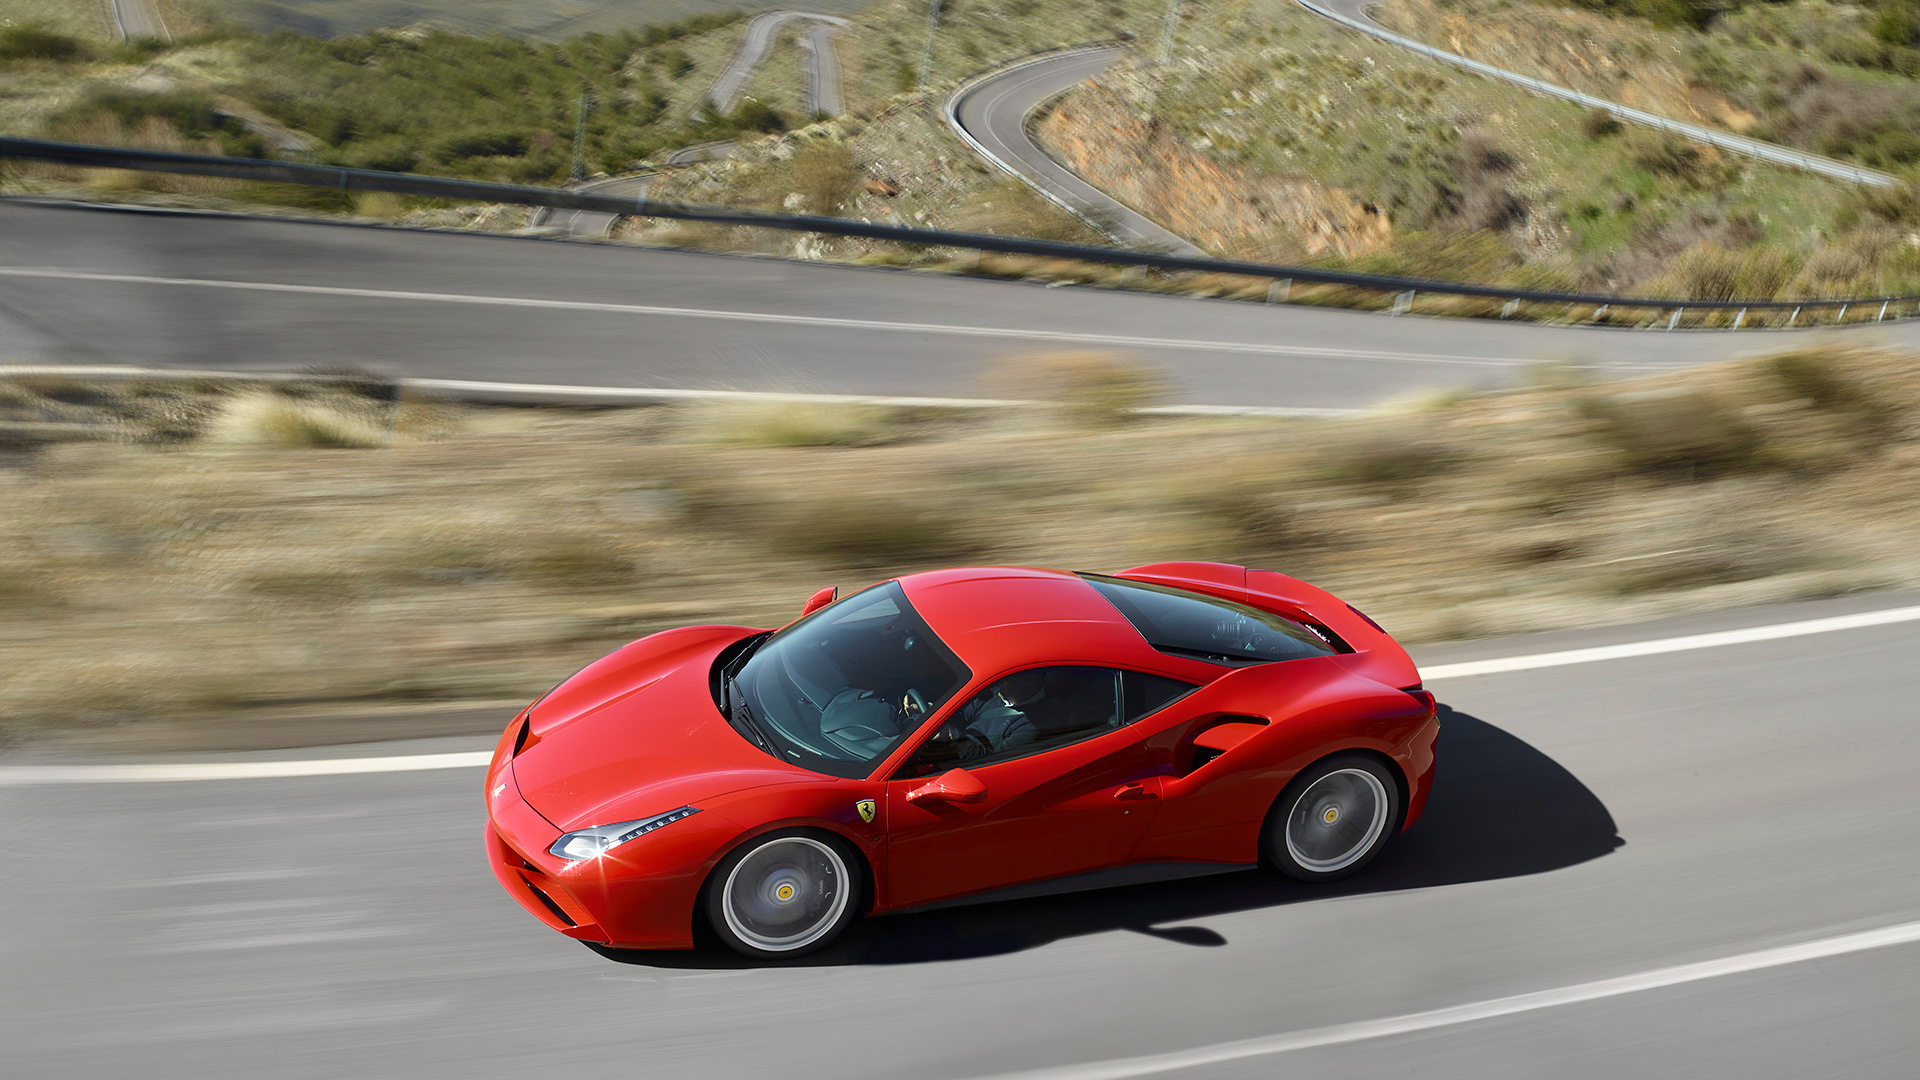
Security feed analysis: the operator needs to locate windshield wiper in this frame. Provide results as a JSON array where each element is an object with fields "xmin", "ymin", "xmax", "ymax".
[
  {"xmin": 717, "ymin": 631, "xmax": 771, "ymax": 717},
  {"xmin": 731, "ymin": 701, "xmax": 776, "ymax": 756}
]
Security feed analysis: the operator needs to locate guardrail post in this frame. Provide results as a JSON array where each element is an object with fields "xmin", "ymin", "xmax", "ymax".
[
  {"xmin": 1733, "ymin": 308, "xmax": 1746, "ymax": 330},
  {"xmin": 1593, "ymin": 304, "xmax": 1609, "ymax": 323},
  {"xmin": 1838, "ymin": 303, "xmax": 1849, "ymax": 323},
  {"xmin": 1667, "ymin": 308, "xmax": 1683, "ymax": 331},
  {"xmin": 1790, "ymin": 307, "xmax": 1800, "ymax": 327},
  {"xmin": 1501, "ymin": 299, "xmax": 1518, "ymax": 319},
  {"xmin": 1392, "ymin": 290, "xmax": 1414, "ymax": 316},
  {"xmin": 1878, "ymin": 300, "xmax": 1890, "ymax": 322},
  {"xmin": 1267, "ymin": 278, "xmax": 1290, "ymax": 304}
]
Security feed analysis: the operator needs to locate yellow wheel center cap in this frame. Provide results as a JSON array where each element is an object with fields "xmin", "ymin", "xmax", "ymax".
[
  {"xmin": 775, "ymin": 883, "xmax": 796, "ymax": 901},
  {"xmin": 1323, "ymin": 807, "xmax": 1340, "ymax": 824}
]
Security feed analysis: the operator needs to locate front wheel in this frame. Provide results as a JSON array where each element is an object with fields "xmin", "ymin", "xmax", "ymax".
[
  {"xmin": 705, "ymin": 830, "xmax": 861, "ymax": 960},
  {"xmin": 1263, "ymin": 754, "xmax": 1400, "ymax": 882}
]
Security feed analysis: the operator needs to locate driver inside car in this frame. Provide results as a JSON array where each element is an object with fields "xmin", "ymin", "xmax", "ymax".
[{"xmin": 943, "ymin": 669, "xmax": 1046, "ymax": 762}]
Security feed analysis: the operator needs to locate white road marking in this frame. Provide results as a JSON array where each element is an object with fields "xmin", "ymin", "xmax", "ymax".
[
  {"xmin": 0, "ymin": 265, "xmax": 1627, "ymax": 369},
  {"xmin": 971, "ymin": 919, "xmax": 1920, "ymax": 1080},
  {"xmin": 0, "ymin": 365, "xmax": 1358, "ymax": 417},
  {"xmin": 1421, "ymin": 604, "xmax": 1920, "ymax": 681},
  {"xmin": 0, "ymin": 751, "xmax": 492, "ymax": 785},
  {"xmin": 3, "ymin": 603, "xmax": 1915, "ymax": 785}
]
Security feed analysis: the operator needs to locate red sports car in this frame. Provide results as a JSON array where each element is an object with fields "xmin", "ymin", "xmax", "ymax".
[{"xmin": 484, "ymin": 562, "xmax": 1438, "ymax": 959}]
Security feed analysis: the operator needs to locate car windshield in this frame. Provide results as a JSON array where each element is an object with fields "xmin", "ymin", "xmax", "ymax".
[
  {"xmin": 722, "ymin": 582, "xmax": 970, "ymax": 778},
  {"xmin": 1079, "ymin": 573, "xmax": 1339, "ymax": 666}
]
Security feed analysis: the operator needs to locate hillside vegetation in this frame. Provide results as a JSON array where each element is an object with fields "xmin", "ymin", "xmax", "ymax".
[
  {"xmin": 195, "ymin": 0, "xmax": 867, "ymax": 39},
  {"xmin": 1020, "ymin": 0, "xmax": 1906, "ymax": 298},
  {"xmin": 0, "ymin": 7, "xmax": 791, "ymax": 199}
]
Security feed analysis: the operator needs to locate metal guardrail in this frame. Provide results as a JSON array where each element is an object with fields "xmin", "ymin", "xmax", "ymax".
[
  {"xmin": 1292, "ymin": 0, "xmax": 1899, "ymax": 189},
  {"xmin": 4, "ymin": 136, "xmax": 1917, "ymax": 326}
]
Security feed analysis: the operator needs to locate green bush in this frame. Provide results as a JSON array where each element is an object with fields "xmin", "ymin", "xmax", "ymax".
[
  {"xmin": 656, "ymin": 46, "xmax": 694, "ymax": 78},
  {"xmin": 1582, "ymin": 108, "xmax": 1622, "ymax": 139},
  {"xmin": 767, "ymin": 495, "xmax": 979, "ymax": 566},
  {"xmin": 1578, "ymin": 389, "xmax": 1768, "ymax": 478},
  {"xmin": 0, "ymin": 24, "xmax": 92, "ymax": 62},
  {"xmin": 1314, "ymin": 434, "xmax": 1460, "ymax": 494},
  {"xmin": 1628, "ymin": 132, "xmax": 1702, "ymax": 179},
  {"xmin": 52, "ymin": 88, "xmax": 263, "ymax": 157},
  {"xmin": 233, "ymin": 22, "xmax": 715, "ymax": 184},
  {"xmin": 791, "ymin": 141, "xmax": 862, "ymax": 215}
]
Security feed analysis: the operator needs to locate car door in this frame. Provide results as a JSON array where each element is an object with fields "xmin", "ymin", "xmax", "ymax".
[{"xmin": 881, "ymin": 665, "xmax": 1196, "ymax": 909}]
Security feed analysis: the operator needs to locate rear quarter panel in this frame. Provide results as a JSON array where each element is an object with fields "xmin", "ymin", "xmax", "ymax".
[{"xmin": 1135, "ymin": 659, "xmax": 1433, "ymax": 864}]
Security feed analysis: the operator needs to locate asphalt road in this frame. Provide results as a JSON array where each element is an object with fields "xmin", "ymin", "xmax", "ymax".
[
  {"xmin": 108, "ymin": 0, "xmax": 169, "ymax": 42},
  {"xmin": 948, "ymin": 49, "xmax": 1205, "ymax": 256},
  {"xmin": 13, "ymin": 200, "xmax": 1916, "ymax": 410},
  {"xmin": 6, "ymin": 199, "xmax": 1916, "ymax": 409},
  {"xmin": 801, "ymin": 20, "xmax": 847, "ymax": 118},
  {"xmin": 6, "ymin": 591, "xmax": 1919, "ymax": 1078},
  {"xmin": 709, "ymin": 11, "xmax": 852, "ymax": 113}
]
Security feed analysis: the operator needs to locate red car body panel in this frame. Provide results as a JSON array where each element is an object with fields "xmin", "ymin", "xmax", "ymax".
[{"xmin": 483, "ymin": 563, "xmax": 1439, "ymax": 949}]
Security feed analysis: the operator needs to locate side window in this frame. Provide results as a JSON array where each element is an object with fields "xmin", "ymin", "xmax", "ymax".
[
  {"xmin": 1123, "ymin": 671, "xmax": 1198, "ymax": 723},
  {"xmin": 901, "ymin": 666, "xmax": 1120, "ymax": 777},
  {"xmin": 900, "ymin": 667, "xmax": 1198, "ymax": 777}
]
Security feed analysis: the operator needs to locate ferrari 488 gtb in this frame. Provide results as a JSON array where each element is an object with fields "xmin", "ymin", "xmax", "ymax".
[{"xmin": 484, "ymin": 562, "xmax": 1438, "ymax": 958}]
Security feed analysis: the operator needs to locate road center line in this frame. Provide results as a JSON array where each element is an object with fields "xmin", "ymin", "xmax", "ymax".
[
  {"xmin": 0, "ymin": 265, "xmax": 1596, "ymax": 369},
  {"xmin": 1420, "ymin": 603, "xmax": 1920, "ymax": 681},
  {"xmin": 970, "ymin": 919, "xmax": 1920, "ymax": 1080},
  {"xmin": 3, "ymin": 603, "xmax": 1915, "ymax": 785},
  {"xmin": 0, "ymin": 751, "xmax": 493, "ymax": 786}
]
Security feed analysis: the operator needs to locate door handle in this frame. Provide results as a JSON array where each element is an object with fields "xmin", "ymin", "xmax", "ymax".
[{"xmin": 1115, "ymin": 782, "xmax": 1159, "ymax": 801}]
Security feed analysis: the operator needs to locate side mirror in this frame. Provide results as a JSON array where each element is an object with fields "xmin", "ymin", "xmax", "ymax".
[
  {"xmin": 801, "ymin": 586, "xmax": 838, "ymax": 617},
  {"xmin": 906, "ymin": 768, "xmax": 988, "ymax": 805}
]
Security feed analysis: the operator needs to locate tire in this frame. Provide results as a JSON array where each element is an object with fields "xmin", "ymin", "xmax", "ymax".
[
  {"xmin": 704, "ymin": 829, "xmax": 862, "ymax": 960},
  {"xmin": 1262, "ymin": 754, "xmax": 1401, "ymax": 883}
]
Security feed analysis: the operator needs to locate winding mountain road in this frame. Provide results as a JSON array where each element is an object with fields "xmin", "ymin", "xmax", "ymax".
[
  {"xmin": 537, "ymin": 11, "xmax": 845, "ymax": 241},
  {"xmin": 7, "ymin": 592, "xmax": 1920, "ymax": 1079},
  {"xmin": 708, "ymin": 10, "xmax": 852, "ymax": 114},
  {"xmin": 947, "ymin": 48, "xmax": 1203, "ymax": 255}
]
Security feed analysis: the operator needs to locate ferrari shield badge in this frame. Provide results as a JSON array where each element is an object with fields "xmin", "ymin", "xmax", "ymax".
[{"xmin": 855, "ymin": 798, "xmax": 876, "ymax": 824}]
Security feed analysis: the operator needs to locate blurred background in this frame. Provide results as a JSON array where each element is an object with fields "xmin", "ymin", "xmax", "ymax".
[{"xmin": 4, "ymin": 0, "xmax": 1920, "ymax": 1076}]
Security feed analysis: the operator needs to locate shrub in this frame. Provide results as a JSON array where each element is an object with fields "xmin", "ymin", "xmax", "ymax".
[
  {"xmin": 1313, "ymin": 433, "xmax": 1460, "ymax": 494},
  {"xmin": 203, "ymin": 391, "xmax": 390, "ymax": 448},
  {"xmin": 656, "ymin": 46, "xmax": 694, "ymax": 78},
  {"xmin": 1577, "ymin": 389, "xmax": 1767, "ymax": 478},
  {"xmin": 790, "ymin": 141, "xmax": 862, "ymax": 215},
  {"xmin": 1582, "ymin": 108, "xmax": 1622, "ymax": 139},
  {"xmin": 730, "ymin": 98, "xmax": 787, "ymax": 135},
  {"xmin": 1644, "ymin": 242, "xmax": 1799, "ymax": 301},
  {"xmin": 0, "ymin": 24, "xmax": 92, "ymax": 62},
  {"xmin": 1769, "ymin": 352, "xmax": 1863, "ymax": 411},
  {"xmin": 1628, "ymin": 132, "xmax": 1702, "ymax": 179},
  {"xmin": 689, "ymin": 399, "xmax": 897, "ymax": 447},
  {"xmin": 764, "ymin": 495, "xmax": 979, "ymax": 566}
]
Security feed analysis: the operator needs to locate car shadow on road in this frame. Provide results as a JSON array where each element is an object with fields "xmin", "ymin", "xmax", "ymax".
[{"xmin": 588, "ymin": 706, "xmax": 1621, "ymax": 969}]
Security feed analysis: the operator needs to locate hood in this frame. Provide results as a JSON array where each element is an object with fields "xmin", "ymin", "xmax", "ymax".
[{"xmin": 511, "ymin": 625, "xmax": 807, "ymax": 830}]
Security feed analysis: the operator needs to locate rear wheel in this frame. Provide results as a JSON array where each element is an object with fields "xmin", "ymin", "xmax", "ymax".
[
  {"xmin": 705, "ymin": 830, "xmax": 861, "ymax": 960},
  {"xmin": 1263, "ymin": 754, "xmax": 1400, "ymax": 882}
]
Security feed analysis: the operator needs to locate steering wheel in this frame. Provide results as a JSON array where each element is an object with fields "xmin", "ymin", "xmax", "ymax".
[{"xmin": 900, "ymin": 687, "xmax": 928, "ymax": 722}]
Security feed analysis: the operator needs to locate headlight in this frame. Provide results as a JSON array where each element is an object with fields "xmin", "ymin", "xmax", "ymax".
[{"xmin": 548, "ymin": 806, "xmax": 700, "ymax": 861}]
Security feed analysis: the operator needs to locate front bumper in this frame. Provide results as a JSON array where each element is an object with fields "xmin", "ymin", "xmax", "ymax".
[{"xmin": 484, "ymin": 760, "xmax": 736, "ymax": 950}]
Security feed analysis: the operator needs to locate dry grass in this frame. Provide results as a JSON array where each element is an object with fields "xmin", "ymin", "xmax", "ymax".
[{"xmin": 5, "ymin": 347, "xmax": 1920, "ymax": 747}]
